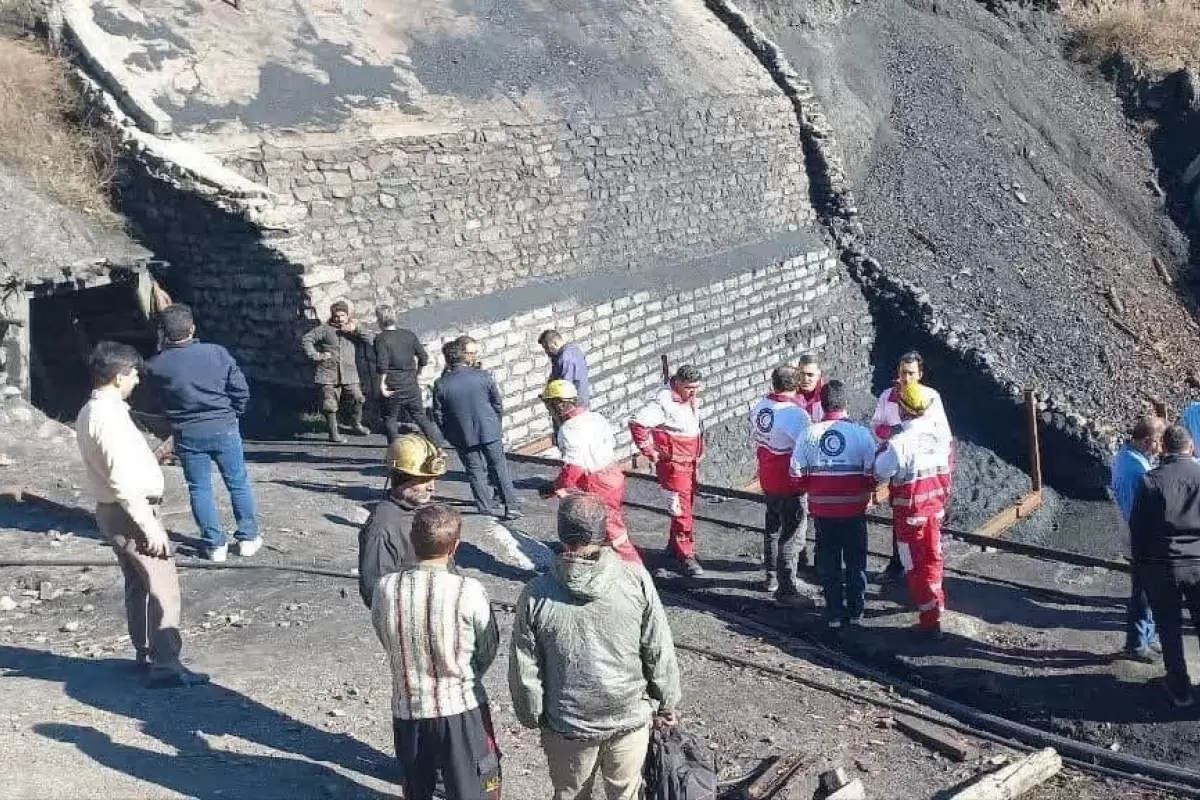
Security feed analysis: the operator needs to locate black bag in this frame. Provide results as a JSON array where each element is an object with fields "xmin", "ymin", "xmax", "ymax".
[{"xmin": 643, "ymin": 724, "xmax": 719, "ymax": 800}]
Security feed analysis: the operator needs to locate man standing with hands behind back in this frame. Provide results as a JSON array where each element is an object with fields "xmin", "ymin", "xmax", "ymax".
[{"xmin": 77, "ymin": 341, "xmax": 209, "ymax": 688}]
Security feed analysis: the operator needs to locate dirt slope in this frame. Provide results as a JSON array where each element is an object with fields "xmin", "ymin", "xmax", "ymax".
[{"xmin": 742, "ymin": 0, "xmax": 1198, "ymax": 442}]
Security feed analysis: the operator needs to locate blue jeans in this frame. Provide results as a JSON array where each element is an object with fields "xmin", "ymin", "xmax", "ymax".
[
  {"xmin": 1126, "ymin": 572, "xmax": 1159, "ymax": 652},
  {"xmin": 814, "ymin": 515, "xmax": 869, "ymax": 622},
  {"xmin": 176, "ymin": 428, "xmax": 260, "ymax": 550}
]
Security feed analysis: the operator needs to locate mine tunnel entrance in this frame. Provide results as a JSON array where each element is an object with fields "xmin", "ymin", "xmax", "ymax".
[{"xmin": 28, "ymin": 273, "xmax": 159, "ymax": 421}]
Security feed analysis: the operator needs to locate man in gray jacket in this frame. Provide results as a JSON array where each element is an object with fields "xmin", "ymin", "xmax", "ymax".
[
  {"xmin": 509, "ymin": 493, "xmax": 681, "ymax": 800},
  {"xmin": 301, "ymin": 300, "xmax": 371, "ymax": 442}
]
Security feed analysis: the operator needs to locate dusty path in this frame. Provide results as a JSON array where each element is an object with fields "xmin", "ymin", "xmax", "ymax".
[{"xmin": 0, "ymin": 436, "xmax": 1183, "ymax": 798}]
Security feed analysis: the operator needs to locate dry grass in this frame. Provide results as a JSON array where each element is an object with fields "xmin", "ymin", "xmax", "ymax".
[
  {"xmin": 1064, "ymin": 0, "xmax": 1200, "ymax": 72},
  {"xmin": 0, "ymin": 2, "xmax": 120, "ymax": 225}
]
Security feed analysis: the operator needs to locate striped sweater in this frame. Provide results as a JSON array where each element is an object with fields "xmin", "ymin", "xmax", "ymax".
[{"xmin": 371, "ymin": 565, "xmax": 499, "ymax": 720}]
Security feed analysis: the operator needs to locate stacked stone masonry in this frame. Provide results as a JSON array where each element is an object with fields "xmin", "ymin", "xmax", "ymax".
[
  {"xmin": 225, "ymin": 95, "xmax": 813, "ymax": 319},
  {"xmin": 406, "ymin": 248, "xmax": 873, "ymax": 484}
]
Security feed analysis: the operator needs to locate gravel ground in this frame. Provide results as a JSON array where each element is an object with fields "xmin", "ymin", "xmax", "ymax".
[{"xmin": 0, "ymin": 439, "xmax": 1171, "ymax": 799}]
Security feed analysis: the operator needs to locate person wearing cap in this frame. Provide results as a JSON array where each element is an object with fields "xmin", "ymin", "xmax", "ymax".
[
  {"xmin": 509, "ymin": 493, "xmax": 681, "ymax": 800},
  {"xmin": 873, "ymin": 382, "xmax": 953, "ymax": 639},
  {"xmin": 301, "ymin": 300, "xmax": 372, "ymax": 443},
  {"xmin": 630, "ymin": 365, "xmax": 706, "ymax": 577},
  {"xmin": 539, "ymin": 380, "xmax": 641, "ymax": 565},
  {"xmin": 749, "ymin": 364, "xmax": 812, "ymax": 601},
  {"xmin": 357, "ymin": 433, "xmax": 447, "ymax": 608}
]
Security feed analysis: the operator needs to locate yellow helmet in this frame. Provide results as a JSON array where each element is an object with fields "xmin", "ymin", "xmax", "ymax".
[
  {"xmin": 386, "ymin": 434, "xmax": 446, "ymax": 478},
  {"xmin": 541, "ymin": 379, "xmax": 579, "ymax": 402},
  {"xmin": 897, "ymin": 382, "xmax": 933, "ymax": 417}
]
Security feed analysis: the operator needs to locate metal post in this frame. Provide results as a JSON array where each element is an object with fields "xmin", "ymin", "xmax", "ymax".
[
  {"xmin": 660, "ymin": 354, "xmax": 670, "ymax": 383},
  {"xmin": 1152, "ymin": 400, "xmax": 1168, "ymax": 420},
  {"xmin": 1024, "ymin": 388, "xmax": 1043, "ymax": 494}
]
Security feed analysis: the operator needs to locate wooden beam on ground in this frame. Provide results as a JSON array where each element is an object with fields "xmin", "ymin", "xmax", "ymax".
[
  {"xmin": 947, "ymin": 748, "xmax": 1061, "ymax": 800},
  {"xmin": 742, "ymin": 750, "xmax": 816, "ymax": 799},
  {"xmin": 515, "ymin": 436, "xmax": 554, "ymax": 456},
  {"xmin": 971, "ymin": 492, "xmax": 1043, "ymax": 539},
  {"xmin": 894, "ymin": 714, "xmax": 978, "ymax": 762}
]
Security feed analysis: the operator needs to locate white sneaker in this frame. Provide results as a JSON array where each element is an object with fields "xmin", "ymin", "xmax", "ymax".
[
  {"xmin": 206, "ymin": 544, "xmax": 228, "ymax": 563},
  {"xmin": 235, "ymin": 538, "xmax": 263, "ymax": 558}
]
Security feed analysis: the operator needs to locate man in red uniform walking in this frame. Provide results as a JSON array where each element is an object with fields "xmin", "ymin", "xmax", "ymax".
[
  {"xmin": 539, "ymin": 379, "xmax": 642, "ymax": 565},
  {"xmin": 874, "ymin": 382, "xmax": 953, "ymax": 639},
  {"xmin": 631, "ymin": 365, "xmax": 705, "ymax": 577}
]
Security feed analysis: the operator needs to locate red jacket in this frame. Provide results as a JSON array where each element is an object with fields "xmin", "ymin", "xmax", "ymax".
[
  {"xmin": 749, "ymin": 392, "xmax": 810, "ymax": 495},
  {"xmin": 630, "ymin": 385, "xmax": 704, "ymax": 467},
  {"xmin": 795, "ymin": 381, "xmax": 825, "ymax": 423},
  {"xmin": 874, "ymin": 418, "xmax": 952, "ymax": 517}
]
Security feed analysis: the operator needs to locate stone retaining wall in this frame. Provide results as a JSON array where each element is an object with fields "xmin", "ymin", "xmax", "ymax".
[{"xmin": 223, "ymin": 95, "xmax": 813, "ymax": 319}]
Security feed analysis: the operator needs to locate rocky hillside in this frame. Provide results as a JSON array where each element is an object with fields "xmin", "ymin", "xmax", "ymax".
[{"xmin": 741, "ymin": 0, "xmax": 1197, "ymax": 450}]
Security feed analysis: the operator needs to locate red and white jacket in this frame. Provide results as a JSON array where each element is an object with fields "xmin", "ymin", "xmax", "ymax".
[
  {"xmin": 873, "ymin": 416, "xmax": 953, "ymax": 518},
  {"xmin": 871, "ymin": 384, "xmax": 950, "ymax": 442},
  {"xmin": 795, "ymin": 382, "xmax": 825, "ymax": 424},
  {"xmin": 789, "ymin": 412, "xmax": 877, "ymax": 518},
  {"xmin": 749, "ymin": 393, "xmax": 811, "ymax": 495},
  {"xmin": 630, "ymin": 385, "xmax": 704, "ymax": 472},
  {"xmin": 554, "ymin": 408, "xmax": 623, "ymax": 495}
]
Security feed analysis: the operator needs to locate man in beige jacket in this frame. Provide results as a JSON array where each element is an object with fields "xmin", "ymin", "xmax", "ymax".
[{"xmin": 76, "ymin": 341, "xmax": 208, "ymax": 688}]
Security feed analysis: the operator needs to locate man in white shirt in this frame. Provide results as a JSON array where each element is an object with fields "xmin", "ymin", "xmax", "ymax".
[{"xmin": 76, "ymin": 341, "xmax": 208, "ymax": 688}]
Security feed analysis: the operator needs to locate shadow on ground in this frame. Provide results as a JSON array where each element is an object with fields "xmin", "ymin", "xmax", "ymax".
[{"xmin": 0, "ymin": 646, "xmax": 393, "ymax": 800}]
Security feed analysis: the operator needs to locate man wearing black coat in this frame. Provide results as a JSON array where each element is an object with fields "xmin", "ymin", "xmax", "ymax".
[
  {"xmin": 432, "ymin": 339, "xmax": 522, "ymax": 521},
  {"xmin": 1130, "ymin": 423, "xmax": 1200, "ymax": 708}
]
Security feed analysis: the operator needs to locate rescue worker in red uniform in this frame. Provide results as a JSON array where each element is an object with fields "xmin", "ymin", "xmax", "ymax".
[
  {"xmin": 874, "ymin": 382, "xmax": 953, "ymax": 639},
  {"xmin": 794, "ymin": 354, "xmax": 826, "ymax": 423},
  {"xmin": 749, "ymin": 365, "xmax": 812, "ymax": 603},
  {"xmin": 790, "ymin": 380, "xmax": 877, "ymax": 630},
  {"xmin": 538, "ymin": 380, "xmax": 642, "ymax": 566},
  {"xmin": 630, "ymin": 365, "xmax": 705, "ymax": 577},
  {"xmin": 871, "ymin": 351, "xmax": 951, "ymax": 583}
]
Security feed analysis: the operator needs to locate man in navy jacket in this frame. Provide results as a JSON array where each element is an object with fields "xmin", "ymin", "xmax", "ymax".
[
  {"xmin": 432, "ymin": 339, "xmax": 522, "ymax": 520},
  {"xmin": 143, "ymin": 304, "xmax": 261, "ymax": 562}
]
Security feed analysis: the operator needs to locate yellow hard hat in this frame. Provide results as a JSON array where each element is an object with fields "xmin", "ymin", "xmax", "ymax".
[
  {"xmin": 386, "ymin": 434, "xmax": 446, "ymax": 478},
  {"xmin": 897, "ymin": 382, "xmax": 933, "ymax": 416},
  {"xmin": 541, "ymin": 379, "xmax": 579, "ymax": 402}
]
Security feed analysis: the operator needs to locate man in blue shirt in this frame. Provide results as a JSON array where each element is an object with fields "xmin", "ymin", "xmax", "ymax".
[
  {"xmin": 538, "ymin": 330, "xmax": 590, "ymax": 407},
  {"xmin": 1112, "ymin": 416, "xmax": 1166, "ymax": 661},
  {"xmin": 144, "ymin": 304, "xmax": 261, "ymax": 562}
]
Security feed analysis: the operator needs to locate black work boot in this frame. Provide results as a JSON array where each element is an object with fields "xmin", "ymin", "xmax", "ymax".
[
  {"xmin": 349, "ymin": 408, "xmax": 370, "ymax": 436},
  {"xmin": 325, "ymin": 413, "xmax": 344, "ymax": 443}
]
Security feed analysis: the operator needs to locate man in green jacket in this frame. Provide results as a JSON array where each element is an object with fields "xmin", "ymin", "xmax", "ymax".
[
  {"xmin": 301, "ymin": 300, "xmax": 371, "ymax": 442},
  {"xmin": 509, "ymin": 493, "xmax": 681, "ymax": 800}
]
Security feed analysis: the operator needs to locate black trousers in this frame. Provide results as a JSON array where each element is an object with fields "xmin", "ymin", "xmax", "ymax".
[
  {"xmin": 460, "ymin": 441, "xmax": 519, "ymax": 514},
  {"xmin": 382, "ymin": 394, "xmax": 445, "ymax": 446},
  {"xmin": 394, "ymin": 705, "xmax": 502, "ymax": 800},
  {"xmin": 1141, "ymin": 563, "xmax": 1200, "ymax": 697}
]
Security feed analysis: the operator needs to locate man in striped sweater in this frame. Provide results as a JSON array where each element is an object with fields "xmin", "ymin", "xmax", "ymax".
[{"xmin": 371, "ymin": 504, "xmax": 502, "ymax": 800}]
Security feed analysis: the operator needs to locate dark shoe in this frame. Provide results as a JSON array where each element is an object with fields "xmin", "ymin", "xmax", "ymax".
[
  {"xmin": 680, "ymin": 557, "xmax": 704, "ymax": 578},
  {"xmin": 502, "ymin": 508, "xmax": 524, "ymax": 522},
  {"xmin": 796, "ymin": 548, "xmax": 810, "ymax": 569},
  {"xmin": 350, "ymin": 424, "xmax": 371, "ymax": 436},
  {"xmin": 763, "ymin": 573, "xmax": 779, "ymax": 594},
  {"xmin": 775, "ymin": 592, "xmax": 814, "ymax": 609},
  {"xmin": 1165, "ymin": 682, "xmax": 1195, "ymax": 709},
  {"xmin": 912, "ymin": 623, "xmax": 944, "ymax": 641},
  {"xmin": 147, "ymin": 669, "xmax": 211, "ymax": 689},
  {"xmin": 1121, "ymin": 647, "xmax": 1160, "ymax": 664}
]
